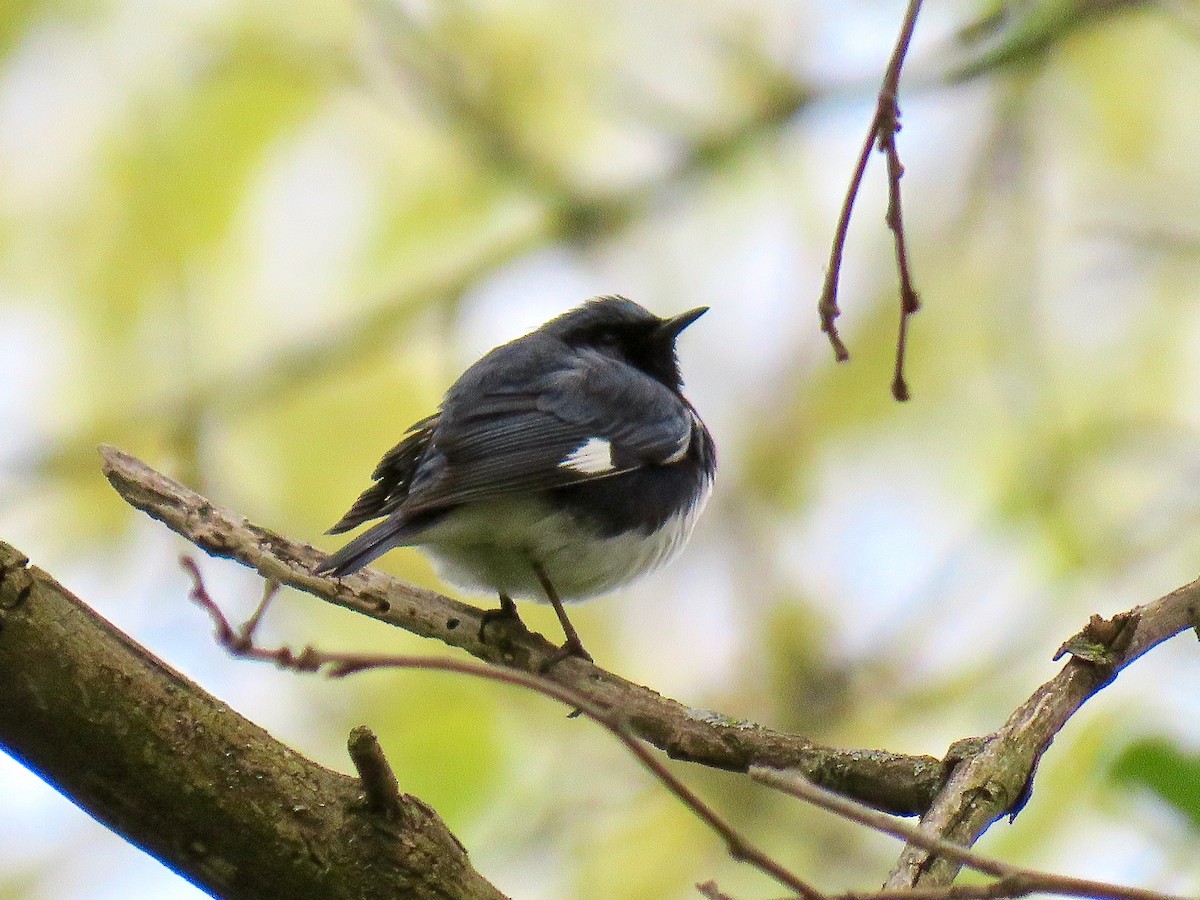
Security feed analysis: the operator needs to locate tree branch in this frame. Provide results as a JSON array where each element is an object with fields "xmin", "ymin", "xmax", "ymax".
[
  {"xmin": 0, "ymin": 540, "xmax": 505, "ymax": 900},
  {"xmin": 884, "ymin": 581, "xmax": 1200, "ymax": 889},
  {"xmin": 100, "ymin": 444, "xmax": 944, "ymax": 816},
  {"xmin": 180, "ymin": 558, "xmax": 823, "ymax": 899},
  {"xmin": 751, "ymin": 768, "xmax": 1191, "ymax": 900}
]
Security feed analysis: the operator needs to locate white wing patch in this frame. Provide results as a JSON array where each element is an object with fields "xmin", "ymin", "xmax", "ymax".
[{"xmin": 560, "ymin": 437, "xmax": 614, "ymax": 474}]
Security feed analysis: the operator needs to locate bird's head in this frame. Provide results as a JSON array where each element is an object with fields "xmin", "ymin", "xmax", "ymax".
[{"xmin": 544, "ymin": 296, "xmax": 708, "ymax": 391}]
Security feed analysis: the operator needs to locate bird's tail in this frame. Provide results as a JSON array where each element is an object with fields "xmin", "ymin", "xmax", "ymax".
[{"xmin": 314, "ymin": 516, "xmax": 415, "ymax": 577}]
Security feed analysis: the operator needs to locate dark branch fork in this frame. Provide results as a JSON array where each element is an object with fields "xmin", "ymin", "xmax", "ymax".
[
  {"xmin": 0, "ymin": 541, "xmax": 506, "ymax": 900},
  {"xmin": 752, "ymin": 768, "xmax": 1192, "ymax": 900},
  {"xmin": 885, "ymin": 586, "xmax": 1200, "ymax": 892}
]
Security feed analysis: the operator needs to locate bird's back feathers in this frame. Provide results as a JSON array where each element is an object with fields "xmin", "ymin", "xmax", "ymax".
[{"xmin": 316, "ymin": 296, "xmax": 714, "ymax": 586}]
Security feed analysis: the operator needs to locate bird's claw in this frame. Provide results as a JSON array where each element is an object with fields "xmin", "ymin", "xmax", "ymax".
[{"xmin": 538, "ymin": 637, "xmax": 594, "ymax": 673}]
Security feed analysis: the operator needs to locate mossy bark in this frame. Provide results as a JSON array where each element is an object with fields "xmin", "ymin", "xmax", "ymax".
[{"xmin": 0, "ymin": 540, "xmax": 507, "ymax": 900}]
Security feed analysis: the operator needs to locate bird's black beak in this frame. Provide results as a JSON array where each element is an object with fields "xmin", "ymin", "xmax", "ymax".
[{"xmin": 657, "ymin": 306, "xmax": 708, "ymax": 342}]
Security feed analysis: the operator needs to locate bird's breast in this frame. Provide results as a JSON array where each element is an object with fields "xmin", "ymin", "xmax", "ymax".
[{"xmin": 418, "ymin": 470, "xmax": 711, "ymax": 602}]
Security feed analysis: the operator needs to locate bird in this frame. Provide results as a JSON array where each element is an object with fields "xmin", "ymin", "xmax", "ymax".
[{"xmin": 315, "ymin": 295, "xmax": 716, "ymax": 665}]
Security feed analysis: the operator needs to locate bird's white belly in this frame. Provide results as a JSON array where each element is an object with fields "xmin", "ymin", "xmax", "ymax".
[{"xmin": 419, "ymin": 487, "xmax": 709, "ymax": 602}]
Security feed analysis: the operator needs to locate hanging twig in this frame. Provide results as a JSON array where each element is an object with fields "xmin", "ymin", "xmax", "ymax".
[{"xmin": 819, "ymin": 0, "xmax": 924, "ymax": 400}]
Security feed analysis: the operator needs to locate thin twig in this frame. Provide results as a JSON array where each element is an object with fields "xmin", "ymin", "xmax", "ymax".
[
  {"xmin": 752, "ymin": 768, "xmax": 1193, "ymax": 900},
  {"xmin": 885, "ymin": 578, "xmax": 1200, "ymax": 890},
  {"xmin": 119, "ymin": 451, "xmax": 1200, "ymax": 899},
  {"xmin": 105, "ymin": 446, "xmax": 943, "ymax": 817},
  {"xmin": 817, "ymin": 119, "xmax": 871, "ymax": 362},
  {"xmin": 818, "ymin": 0, "xmax": 924, "ymax": 400},
  {"xmin": 180, "ymin": 558, "xmax": 825, "ymax": 900},
  {"xmin": 878, "ymin": 0, "xmax": 924, "ymax": 401},
  {"xmin": 242, "ymin": 578, "xmax": 280, "ymax": 646}
]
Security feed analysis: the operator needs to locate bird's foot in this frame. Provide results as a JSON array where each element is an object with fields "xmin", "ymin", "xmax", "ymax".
[{"xmin": 538, "ymin": 635, "xmax": 594, "ymax": 673}]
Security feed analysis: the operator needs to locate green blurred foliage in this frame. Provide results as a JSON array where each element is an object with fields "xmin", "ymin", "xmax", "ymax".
[
  {"xmin": 92, "ymin": 59, "xmax": 323, "ymax": 320},
  {"xmin": 1112, "ymin": 737, "xmax": 1200, "ymax": 831},
  {"xmin": 0, "ymin": 874, "xmax": 40, "ymax": 900},
  {"xmin": 951, "ymin": 0, "xmax": 1149, "ymax": 82},
  {"xmin": 0, "ymin": 0, "xmax": 42, "ymax": 58},
  {"xmin": 360, "ymin": 669, "xmax": 507, "ymax": 826}
]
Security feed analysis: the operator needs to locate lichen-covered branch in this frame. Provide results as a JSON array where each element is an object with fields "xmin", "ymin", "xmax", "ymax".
[
  {"xmin": 885, "ymin": 581, "xmax": 1200, "ymax": 889},
  {"xmin": 753, "ymin": 767, "xmax": 1191, "ymax": 900},
  {"xmin": 0, "ymin": 540, "xmax": 506, "ymax": 900},
  {"xmin": 100, "ymin": 444, "xmax": 944, "ymax": 816}
]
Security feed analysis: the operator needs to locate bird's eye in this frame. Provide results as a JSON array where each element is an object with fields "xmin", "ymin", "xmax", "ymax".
[{"xmin": 593, "ymin": 327, "xmax": 621, "ymax": 348}]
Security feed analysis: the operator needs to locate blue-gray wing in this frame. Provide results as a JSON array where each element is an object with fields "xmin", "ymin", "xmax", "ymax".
[{"xmin": 401, "ymin": 351, "xmax": 694, "ymax": 514}]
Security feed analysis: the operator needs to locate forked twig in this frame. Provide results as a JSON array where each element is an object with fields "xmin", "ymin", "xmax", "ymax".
[
  {"xmin": 102, "ymin": 444, "xmax": 945, "ymax": 818},
  {"xmin": 181, "ymin": 555, "xmax": 1197, "ymax": 900},
  {"xmin": 751, "ymin": 768, "xmax": 1192, "ymax": 900},
  {"xmin": 179, "ymin": 557, "xmax": 824, "ymax": 900},
  {"xmin": 819, "ymin": 0, "xmax": 924, "ymax": 401}
]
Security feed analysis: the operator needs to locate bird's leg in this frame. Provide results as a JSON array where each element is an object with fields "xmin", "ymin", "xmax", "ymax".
[
  {"xmin": 492, "ymin": 592, "xmax": 520, "ymax": 619},
  {"xmin": 478, "ymin": 592, "xmax": 522, "ymax": 641},
  {"xmin": 532, "ymin": 562, "xmax": 593, "ymax": 668}
]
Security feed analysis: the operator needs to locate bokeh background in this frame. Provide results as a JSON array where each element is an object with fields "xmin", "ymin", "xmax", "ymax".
[{"xmin": 3, "ymin": 1, "xmax": 1200, "ymax": 898}]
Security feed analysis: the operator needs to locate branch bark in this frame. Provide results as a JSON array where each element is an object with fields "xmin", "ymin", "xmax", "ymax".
[
  {"xmin": 885, "ymin": 582, "xmax": 1200, "ymax": 890},
  {"xmin": 100, "ymin": 444, "xmax": 944, "ymax": 817},
  {"xmin": 0, "ymin": 540, "xmax": 506, "ymax": 900},
  {"xmin": 752, "ymin": 767, "xmax": 1190, "ymax": 900}
]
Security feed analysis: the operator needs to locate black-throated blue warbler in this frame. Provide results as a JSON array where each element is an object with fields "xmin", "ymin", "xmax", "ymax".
[{"xmin": 315, "ymin": 296, "xmax": 715, "ymax": 663}]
